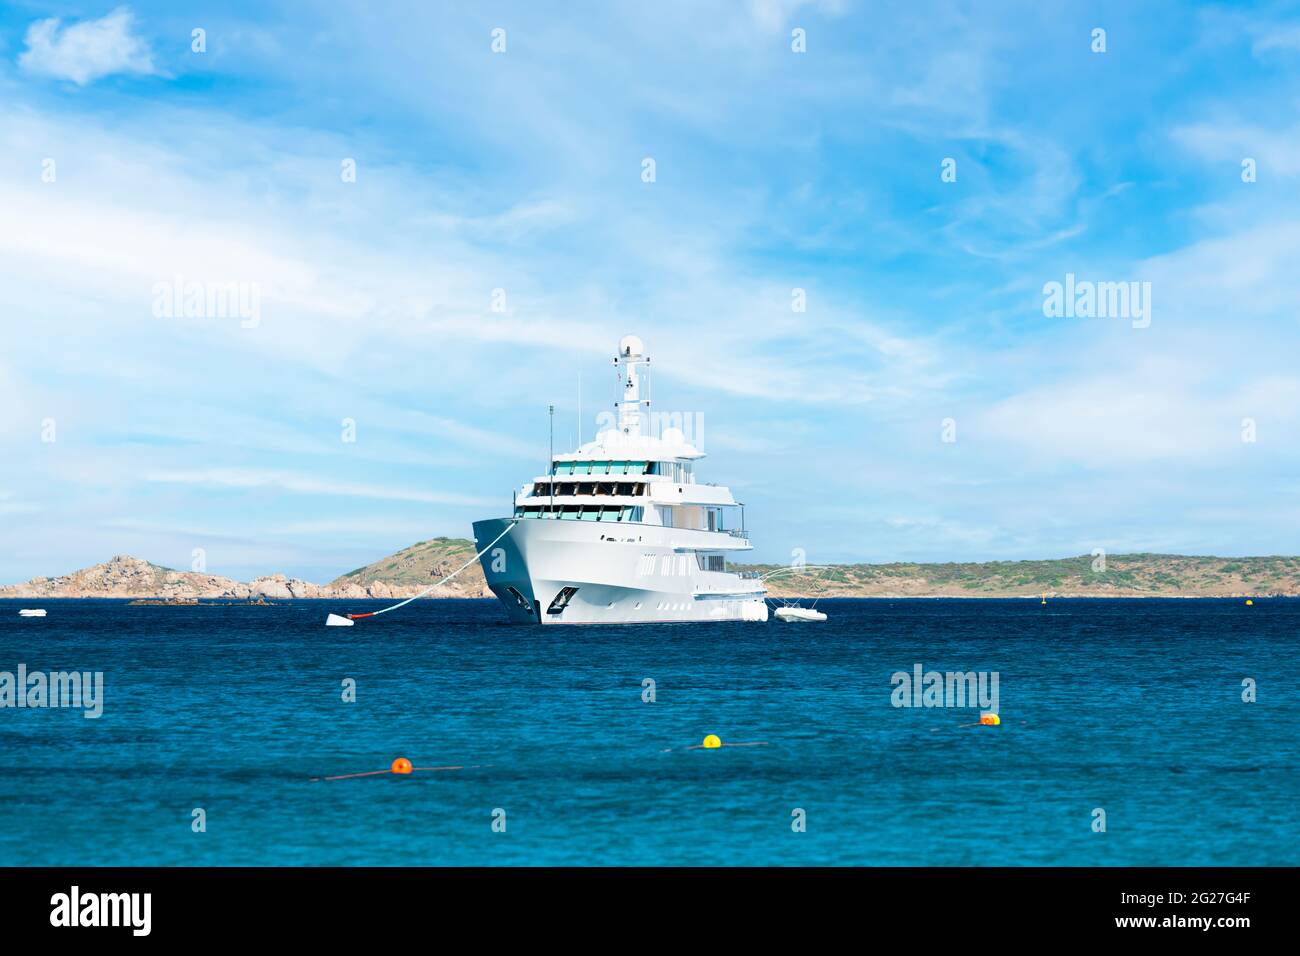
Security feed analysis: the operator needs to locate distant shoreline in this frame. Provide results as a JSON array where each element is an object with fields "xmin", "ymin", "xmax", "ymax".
[{"xmin": 3, "ymin": 547, "xmax": 1296, "ymax": 600}]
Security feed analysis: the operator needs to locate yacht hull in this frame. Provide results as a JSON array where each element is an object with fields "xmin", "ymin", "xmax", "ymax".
[{"xmin": 473, "ymin": 517, "xmax": 768, "ymax": 625}]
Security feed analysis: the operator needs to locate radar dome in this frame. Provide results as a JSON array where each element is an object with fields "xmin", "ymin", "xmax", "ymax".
[
  {"xmin": 661, "ymin": 426, "xmax": 686, "ymax": 446},
  {"xmin": 618, "ymin": 334, "xmax": 644, "ymax": 358}
]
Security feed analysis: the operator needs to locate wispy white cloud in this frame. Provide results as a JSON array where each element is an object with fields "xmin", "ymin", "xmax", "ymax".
[
  {"xmin": 145, "ymin": 469, "xmax": 494, "ymax": 507},
  {"xmin": 746, "ymin": 0, "xmax": 846, "ymax": 32},
  {"xmin": 1173, "ymin": 121, "xmax": 1300, "ymax": 178},
  {"xmin": 976, "ymin": 360, "xmax": 1243, "ymax": 466},
  {"xmin": 18, "ymin": 7, "xmax": 157, "ymax": 86}
]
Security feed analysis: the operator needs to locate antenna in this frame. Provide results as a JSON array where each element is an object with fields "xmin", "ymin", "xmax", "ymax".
[
  {"xmin": 548, "ymin": 404, "xmax": 555, "ymax": 516},
  {"xmin": 578, "ymin": 373, "xmax": 582, "ymax": 446}
]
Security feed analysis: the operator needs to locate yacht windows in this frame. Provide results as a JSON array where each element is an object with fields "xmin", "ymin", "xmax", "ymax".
[
  {"xmin": 696, "ymin": 553, "xmax": 725, "ymax": 572},
  {"xmin": 552, "ymin": 460, "xmax": 651, "ymax": 476},
  {"xmin": 660, "ymin": 505, "xmax": 705, "ymax": 530},
  {"xmin": 704, "ymin": 506, "xmax": 729, "ymax": 532},
  {"xmin": 651, "ymin": 460, "xmax": 692, "ymax": 483},
  {"xmin": 531, "ymin": 482, "xmax": 646, "ymax": 498},
  {"xmin": 512, "ymin": 505, "xmax": 644, "ymax": 522}
]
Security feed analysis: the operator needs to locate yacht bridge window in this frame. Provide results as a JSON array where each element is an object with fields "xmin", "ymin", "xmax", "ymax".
[
  {"xmin": 532, "ymin": 481, "xmax": 646, "ymax": 498},
  {"xmin": 513, "ymin": 505, "xmax": 644, "ymax": 522},
  {"xmin": 551, "ymin": 460, "xmax": 654, "ymax": 476}
]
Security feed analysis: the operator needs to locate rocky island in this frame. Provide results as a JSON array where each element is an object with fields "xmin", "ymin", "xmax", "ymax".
[{"xmin": 0, "ymin": 539, "xmax": 489, "ymax": 601}]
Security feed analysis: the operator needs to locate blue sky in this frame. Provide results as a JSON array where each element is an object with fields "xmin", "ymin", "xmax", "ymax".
[{"xmin": 1, "ymin": 1, "xmax": 1298, "ymax": 582}]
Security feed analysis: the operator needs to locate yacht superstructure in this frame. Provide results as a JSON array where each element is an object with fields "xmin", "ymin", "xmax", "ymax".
[{"xmin": 473, "ymin": 335, "xmax": 768, "ymax": 624}]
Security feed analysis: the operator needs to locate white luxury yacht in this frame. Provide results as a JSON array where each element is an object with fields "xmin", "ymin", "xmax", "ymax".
[{"xmin": 472, "ymin": 335, "xmax": 768, "ymax": 624}]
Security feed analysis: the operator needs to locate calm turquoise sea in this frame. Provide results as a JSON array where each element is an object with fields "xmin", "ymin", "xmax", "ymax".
[{"xmin": 0, "ymin": 597, "xmax": 1296, "ymax": 866}]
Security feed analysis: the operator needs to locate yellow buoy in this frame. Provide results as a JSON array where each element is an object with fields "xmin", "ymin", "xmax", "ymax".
[
  {"xmin": 391, "ymin": 757, "xmax": 413, "ymax": 774},
  {"xmin": 979, "ymin": 713, "xmax": 1000, "ymax": 726},
  {"xmin": 702, "ymin": 734, "xmax": 722, "ymax": 749},
  {"xmin": 1246, "ymin": 599, "xmax": 1254, "ymax": 606}
]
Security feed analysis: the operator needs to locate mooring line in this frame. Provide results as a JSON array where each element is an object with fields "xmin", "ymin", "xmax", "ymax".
[{"xmin": 329, "ymin": 519, "xmax": 518, "ymax": 624}]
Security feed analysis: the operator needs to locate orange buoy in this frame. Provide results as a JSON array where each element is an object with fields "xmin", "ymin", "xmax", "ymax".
[
  {"xmin": 979, "ymin": 713, "xmax": 1001, "ymax": 726},
  {"xmin": 391, "ymin": 757, "xmax": 413, "ymax": 774}
]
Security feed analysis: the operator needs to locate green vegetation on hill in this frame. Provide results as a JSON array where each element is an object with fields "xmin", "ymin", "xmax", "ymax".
[
  {"xmin": 735, "ymin": 553, "xmax": 1300, "ymax": 597},
  {"xmin": 6, "ymin": 547, "xmax": 1292, "ymax": 599},
  {"xmin": 331, "ymin": 537, "xmax": 482, "ymax": 588},
  {"xmin": 325, "ymin": 543, "xmax": 1297, "ymax": 597}
]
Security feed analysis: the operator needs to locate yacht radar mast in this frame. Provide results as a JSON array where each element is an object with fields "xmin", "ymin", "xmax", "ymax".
[{"xmin": 613, "ymin": 334, "xmax": 650, "ymax": 438}]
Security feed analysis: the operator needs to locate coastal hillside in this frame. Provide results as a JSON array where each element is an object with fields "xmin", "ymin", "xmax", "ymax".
[
  {"xmin": 0, "ymin": 554, "xmax": 310, "ymax": 600},
  {"xmin": 747, "ymin": 553, "xmax": 1300, "ymax": 598},
  {"xmin": 2, "ymin": 546, "xmax": 1295, "ymax": 599},
  {"xmin": 0, "ymin": 540, "xmax": 491, "ymax": 600},
  {"xmin": 327, "ymin": 537, "xmax": 488, "ymax": 597}
]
